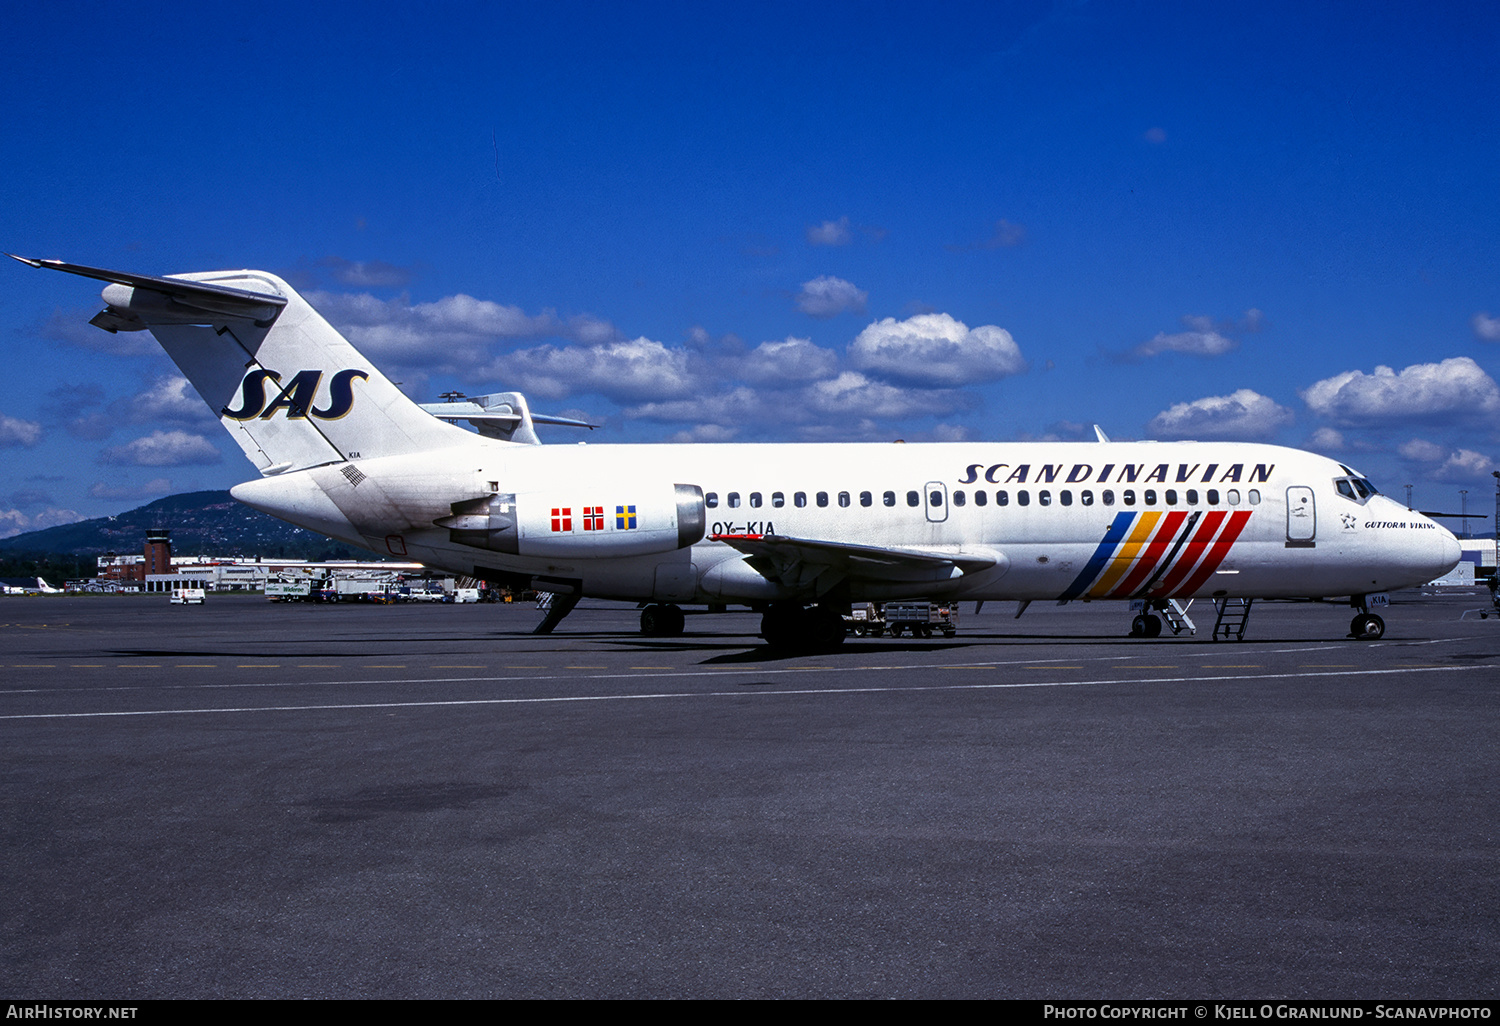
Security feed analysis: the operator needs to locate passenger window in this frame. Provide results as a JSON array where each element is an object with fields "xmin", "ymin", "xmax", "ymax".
[
  {"xmin": 997, "ymin": 490, "xmax": 1009, "ymax": 506},
  {"xmin": 1207, "ymin": 489, "xmax": 1219, "ymax": 505},
  {"xmin": 1102, "ymin": 489, "xmax": 1114, "ymax": 506},
  {"xmin": 816, "ymin": 491, "xmax": 829, "ymax": 507},
  {"xmin": 706, "ymin": 492, "xmax": 719, "ymax": 509},
  {"xmin": 860, "ymin": 491, "xmax": 872, "ymax": 507},
  {"xmin": 750, "ymin": 492, "xmax": 762, "ymax": 508},
  {"xmin": 1249, "ymin": 489, "xmax": 1261, "ymax": 504},
  {"xmin": 953, "ymin": 490, "xmax": 966, "ymax": 506},
  {"xmin": 1145, "ymin": 489, "xmax": 1157, "ymax": 505},
  {"xmin": 795, "ymin": 492, "xmax": 807, "ymax": 508},
  {"xmin": 907, "ymin": 491, "xmax": 920, "ymax": 507},
  {"xmin": 772, "ymin": 492, "xmax": 785, "ymax": 508},
  {"xmin": 728, "ymin": 492, "xmax": 741, "ymax": 508},
  {"xmin": 883, "ymin": 491, "xmax": 896, "ymax": 507},
  {"xmin": 1039, "ymin": 490, "xmax": 1050, "ymax": 506},
  {"xmin": 975, "ymin": 491, "xmax": 987, "ymax": 507},
  {"xmin": 929, "ymin": 490, "xmax": 944, "ymax": 507},
  {"xmin": 1186, "ymin": 489, "xmax": 1198, "ymax": 505},
  {"xmin": 838, "ymin": 491, "xmax": 850, "ymax": 507},
  {"xmin": 1227, "ymin": 489, "xmax": 1240, "ymax": 505},
  {"xmin": 1017, "ymin": 490, "xmax": 1030, "ymax": 507},
  {"xmin": 1081, "ymin": 490, "xmax": 1093, "ymax": 506},
  {"xmin": 1165, "ymin": 489, "xmax": 1177, "ymax": 505},
  {"xmin": 1060, "ymin": 490, "xmax": 1072, "ymax": 507}
]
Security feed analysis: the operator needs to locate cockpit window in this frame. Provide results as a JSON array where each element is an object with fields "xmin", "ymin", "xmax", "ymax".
[{"xmin": 1333, "ymin": 474, "xmax": 1378, "ymax": 504}]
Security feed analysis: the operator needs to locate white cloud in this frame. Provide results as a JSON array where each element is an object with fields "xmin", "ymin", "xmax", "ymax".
[
  {"xmin": 1431, "ymin": 448, "xmax": 1496, "ymax": 482},
  {"xmin": 627, "ymin": 387, "xmax": 769, "ymax": 426},
  {"xmin": 668, "ymin": 423, "xmax": 740, "ymax": 443},
  {"xmin": 1134, "ymin": 329, "xmax": 1237, "ymax": 359},
  {"xmin": 850, "ymin": 312, "xmax": 1026, "ymax": 387},
  {"xmin": 100, "ymin": 430, "xmax": 222, "ymax": 467},
  {"xmin": 319, "ymin": 256, "xmax": 413, "ymax": 288},
  {"xmin": 806, "ymin": 217, "xmax": 852, "ymax": 246},
  {"xmin": 1472, "ymin": 312, "xmax": 1500, "ymax": 342},
  {"xmin": 0, "ymin": 507, "xmax": 85, "ymax": 540},
  {"xmin": 1300, "ymin": 357, "xmax": 1500, "ymax": 425},
  {"xmin": 1307, "ymin": 427, "xmax": 1345, "ymax": 450},
  {"xmin": 804, "ymin": 371, "xmax": 972, "ymax": 419},
  {"xmin": 1398, "ymin": 440, "xmax": 1497, "ymax": 483},
  {"xmin": 1398, "ymin": 438, "xmax": 1448, "ymax": 462},
  {"xmin": 0, "ymin": 414, "xmax": 42, "ymax": 447},
  {"xmin": 1129, "ymin": 311, "xmax": 1262, "ymax": 360},
  {"xmin": 498, "ymin": 337, "xmax": 700, "ymax": 402},
  {"xmin": 307, "ymin": 291, "xmax": 619, "ymax": 378},
  {"xmin": 796, "ymin": 276, "xmax": 868, "ymax": 318},
  {"xmin": 128, "ymin": 376, "xmax": 213, "ymax": 426},
  {"xmin": 732, "ymin": 337, "xmax": 839, "ymax": 385},
  {"xmin": 1147, "ymin": 389, "xmax": 1294, "ymax": 440},
  {"xmin": 89, "ymin": 478, "xmax": 174, "ymax": 501}
]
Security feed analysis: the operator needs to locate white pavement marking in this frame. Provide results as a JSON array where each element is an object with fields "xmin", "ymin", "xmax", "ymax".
[{"xmin": 0, "ymin": 665, "xmax": 1482, "ymax": 721}]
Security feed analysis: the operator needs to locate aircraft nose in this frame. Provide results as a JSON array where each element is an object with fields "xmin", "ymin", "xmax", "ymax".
[{"xmin": 1436, "ymin": 525, "xmax": 1462, "ymax": 574}]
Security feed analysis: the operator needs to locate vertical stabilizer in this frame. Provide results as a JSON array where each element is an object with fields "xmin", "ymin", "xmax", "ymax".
[{"xmin": 13, "ymin": 258, "xmax": 476, "ymax": 474}]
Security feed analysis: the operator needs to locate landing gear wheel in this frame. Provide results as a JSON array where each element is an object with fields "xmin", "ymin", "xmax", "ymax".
[
  {"xmin": 1132, "ymin": 614, "xmax": 1163, "ymax": 638},
  {"xmin": 1350, "ymin": 612, "xmax": 1385, "ymax": 640},
  {"xmin": 806, "ymin": 607, "xmax": 847, "ymax": 652},
  {"xmin": 640, "ymin": 603, "xmax": 685, "ymax": 636},
  {"xmin": 759, "ymin": 605, "xmax": 846, "ymax": 652},
  {"xmin": 760, "ymin": 604, "xmax": 803, "ymax": 649}
]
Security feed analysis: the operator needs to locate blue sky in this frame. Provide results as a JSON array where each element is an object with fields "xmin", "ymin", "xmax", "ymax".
[{"xmin": 3, "ymin": 1, "xmax": 1500, "ymax": 535}]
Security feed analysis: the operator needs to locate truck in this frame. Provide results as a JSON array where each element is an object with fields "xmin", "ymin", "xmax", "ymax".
[
  {"xmin": 881, "ymin": 601, "xmax": 958, "ymax": 638},
  {"xmin": 844, "ymin": 601, "xmax": 959, "ymax": 638}
]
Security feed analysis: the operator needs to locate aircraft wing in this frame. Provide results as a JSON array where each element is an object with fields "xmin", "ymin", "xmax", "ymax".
[{"xmin": 712, "ymin": 532, "xmax": 1001, "ymax": 592}]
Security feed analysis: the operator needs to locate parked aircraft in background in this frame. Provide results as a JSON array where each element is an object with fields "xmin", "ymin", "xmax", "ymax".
[{"xmin": 11, "ymin": 255, "xmax": 1461, "ymax": 648}]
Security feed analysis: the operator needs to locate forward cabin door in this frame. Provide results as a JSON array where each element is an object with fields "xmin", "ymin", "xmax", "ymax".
[
  {"xmin": 925, "ymin": 481, "xmax": 948, "ymax": 523},
  {"xmin": 1286, "ymin": 486, "xmax": 1316, "ymax": 546}
]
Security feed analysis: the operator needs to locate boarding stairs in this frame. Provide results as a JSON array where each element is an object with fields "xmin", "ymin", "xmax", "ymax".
[
  {"xmin": 1211, "ymin": 597, "xmax": 1254, "ymax": 641},
  {"xmin": 1161, "ymin": 599, "xmax": 1196, "ymax": 636}
]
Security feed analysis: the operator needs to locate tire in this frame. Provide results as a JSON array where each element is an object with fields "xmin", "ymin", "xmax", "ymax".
[
  {"xmin": 1350, "ymin": 613, "xmax": 1385, "ymax": 640},
  {"xmin": 1130, "ymin": 614, "xmax": 1147, "ymax": 638},
  {"xmin": 1144, "ymin": 614, "xmax": 1163, "ymax": 638}
]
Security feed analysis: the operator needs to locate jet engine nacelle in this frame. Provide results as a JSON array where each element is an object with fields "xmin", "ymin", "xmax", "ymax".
[{"xmin": 437, "ymin": 483, "xmax": 705, "ymax": 558}]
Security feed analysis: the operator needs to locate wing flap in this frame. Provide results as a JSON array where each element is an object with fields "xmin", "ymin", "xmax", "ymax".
[{"xmin": 713, "ymin": 532, "xmax": 1001, "ymax": 590}]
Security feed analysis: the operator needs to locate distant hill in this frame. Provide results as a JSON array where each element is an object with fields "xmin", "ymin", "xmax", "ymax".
[{"xmin": 0, "ymin": 491, "xmax": 379, "ymax": 562}]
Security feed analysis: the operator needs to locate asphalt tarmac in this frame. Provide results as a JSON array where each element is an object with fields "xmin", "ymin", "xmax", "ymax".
[{"xmin": 1, "ymin": 590, "xmax": 1496, "ymax": 999}]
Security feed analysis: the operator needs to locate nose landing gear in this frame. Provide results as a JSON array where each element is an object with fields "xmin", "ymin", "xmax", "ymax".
[{"xmin": 1348, "ymin": 594, "xmax": 1386, "ymax": 640}]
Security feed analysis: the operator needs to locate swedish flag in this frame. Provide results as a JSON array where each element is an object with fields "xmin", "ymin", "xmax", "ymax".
[{"xmin": 616, "ymin": 504, "xmax": 637, "ymax": 530}]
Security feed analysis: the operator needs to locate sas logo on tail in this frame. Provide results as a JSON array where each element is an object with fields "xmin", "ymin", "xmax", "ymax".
[{"xmin": 223, "ymin": 369, "xmax": 369, "ymax": 421}]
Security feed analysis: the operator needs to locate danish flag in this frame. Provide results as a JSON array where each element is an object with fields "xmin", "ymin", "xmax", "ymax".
[{"xmin": 550, "ymin": 507, "xmax": 572, "ymax": 532}]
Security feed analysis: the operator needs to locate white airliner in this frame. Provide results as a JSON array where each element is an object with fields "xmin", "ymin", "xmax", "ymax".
[{"xmin": 11, "ymin": 256, "xmax": 1462, "ymax": 647}]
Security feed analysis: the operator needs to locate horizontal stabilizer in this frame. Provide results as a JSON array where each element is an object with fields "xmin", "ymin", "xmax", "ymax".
[
  {"xmin": 8, "ymin": 254, "xmax": 286, "ymax": 329},
  {"xmin": 419, "ymin": 390, "xmax": 597, "ymax": 444}
]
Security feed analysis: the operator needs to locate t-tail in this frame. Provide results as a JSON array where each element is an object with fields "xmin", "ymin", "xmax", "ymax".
[{"xmin": 10, "ymin": 255, "xmax": 474, "ymax": 475}]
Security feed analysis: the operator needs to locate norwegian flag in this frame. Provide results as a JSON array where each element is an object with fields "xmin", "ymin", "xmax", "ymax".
[
  {"xmin": 581, "ymin": 506, "xmax": 604, "ymax": 531},
  {"xmin": 550, "ymin": 507, "xmax": 572, "ymax": 532}
]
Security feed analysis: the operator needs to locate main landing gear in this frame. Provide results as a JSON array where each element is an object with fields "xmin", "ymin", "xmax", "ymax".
[
  {"xmin": 760, "ymin": 603, "xmax": 846, "ymax": 653},
  {"xmin": 639, "ymin": 603, "xmax": 686, "ymax": 636}
]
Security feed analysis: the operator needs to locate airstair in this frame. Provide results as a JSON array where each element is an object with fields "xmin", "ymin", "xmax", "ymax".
[
  {"xmin": 1211, "ymin": 597, "xmax": 1254, "ymax": 641},
  {"xmin": 1161, "ymin": 599, "xmax": 1196, "ymax": 636}
]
